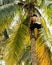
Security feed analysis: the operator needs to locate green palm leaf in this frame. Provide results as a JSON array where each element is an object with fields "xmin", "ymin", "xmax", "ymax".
[
  {"xmin": 3, "ymin": 13, "xmax": 30, "ymax": 65},
  {"xmin": 0, "ymin": 4, "xmax": 22, "ymax": 32},
  {"xmin": 19, "ymin": 45, "xmax": 31, "ymax": 65},
  {"xmin": 3, "ymin": 24, "xmax": 29, "ymax": 65}
]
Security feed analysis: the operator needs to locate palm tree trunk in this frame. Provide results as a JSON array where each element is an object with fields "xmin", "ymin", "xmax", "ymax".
[
  {"xmin": 28, "ymin": 10, "xmax": 39, "ymax": 65},
  {"xmin": 31, "ymin": 37, "xmax": 39, "ymax": 65}
]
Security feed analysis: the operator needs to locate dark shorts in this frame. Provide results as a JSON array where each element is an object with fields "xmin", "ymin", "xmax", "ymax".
[{"xmin": 30, "ymin": 23, "xmax": 42, "ymax": 31}]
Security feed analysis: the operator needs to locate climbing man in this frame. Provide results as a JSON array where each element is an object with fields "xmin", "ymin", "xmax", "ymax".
[{"xmin": 29, "ymin": 14, "xmax": 42, "ymax": 39}]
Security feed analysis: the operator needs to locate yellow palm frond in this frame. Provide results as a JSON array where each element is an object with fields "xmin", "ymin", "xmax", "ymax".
[
  {"xmin": 35, "ymin": 35, "xmax": 51, "ymax": 65},
  {"xmin": 34, "ymin": 17, "xmax": 51, "ymax": 65}
]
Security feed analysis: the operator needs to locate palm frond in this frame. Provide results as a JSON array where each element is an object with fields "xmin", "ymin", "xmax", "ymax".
[
  {"xmin": 3, "ymin": 24, "xmax": 29, "ymax": 65},
  {"xmin": 19, "ymin": 45, "xmax": 31, "ymax": 65},
  {"xmin": 35, "ymin": 28, "xmax": 51, "ymax": 65},
  {"xmin": 35, "ymin": 39, "xmax": 51, "ymax": 65},
  {"xmin": 40, "ymin": 17, "xmax": 50, "ymax": 37},
  {"xmin": 0, "ymin": 4, "xmax": 23, "ymax": 32},
  {"xmin": 0, "ymin": 5, "xmax": 15, "ymax": 32},
  {"xmin": 40, "ymin": 17, "xmax": 52, "ymax": 48},
  {"xmin": 36, "ymin": 0, "xmax": 45, "ymax": 7},
  {"xmin": 47, "ymin": 4, "xmax": 52, "ymax": 25},
  {"xmin": 3, "ymin": 12, "xmax": 30, "ymax": 65}
]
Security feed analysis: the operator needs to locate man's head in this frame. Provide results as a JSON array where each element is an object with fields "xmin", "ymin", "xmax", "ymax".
[
  {"xmin": 30, "ymin": 14, "xmax": 38, "ymax": 21},
  {"xmin": 32, "ymin": 14, "xmax": 37, "ymax": 17},
  {"xmin": 30, "ymin": 14, "xmax": 38, "ymax": 23}
]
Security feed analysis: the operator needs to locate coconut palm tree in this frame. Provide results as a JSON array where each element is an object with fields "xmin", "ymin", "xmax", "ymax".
[{"xmin": 0, "ymin": 0, "xmax": 52, "ymax": 65}]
